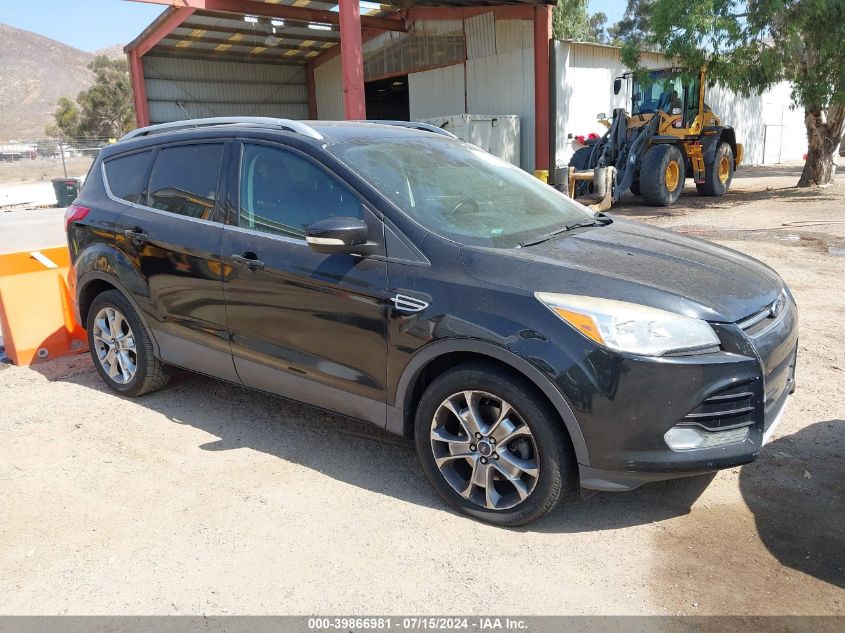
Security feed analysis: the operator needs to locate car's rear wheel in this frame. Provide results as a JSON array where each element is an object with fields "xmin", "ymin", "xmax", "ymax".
[
  {"xmin": 87, "ymin": 290, "xmax": 171, "ymax": 396},
  {"xmin": 415, "ymin": 362, "xmax": 576, "ymax": 526}
]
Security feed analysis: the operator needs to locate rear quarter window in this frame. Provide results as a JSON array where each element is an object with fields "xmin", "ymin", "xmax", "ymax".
[{"xmin": 103, "ymin": 150, "xmax": 153, "ymax": 204}]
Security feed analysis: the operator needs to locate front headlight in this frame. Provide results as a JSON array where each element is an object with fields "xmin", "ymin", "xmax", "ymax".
[{"xmin": 535, "ymin": 292, "xmax": 720, "ymax": 356}]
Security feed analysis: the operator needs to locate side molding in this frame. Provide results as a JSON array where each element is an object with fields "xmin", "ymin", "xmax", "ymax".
[{"xmin": 390, "ymin": 339, "xmax": 590, "ymax": 465}]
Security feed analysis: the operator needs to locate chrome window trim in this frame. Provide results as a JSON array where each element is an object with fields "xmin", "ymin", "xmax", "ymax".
[
  {"xmin": 223, "ymin": 223, "xmax": 305, "ymax": 246},
  {"xmin": 102, "ymin": 161, "xmax": 223, "ymax": 228}
]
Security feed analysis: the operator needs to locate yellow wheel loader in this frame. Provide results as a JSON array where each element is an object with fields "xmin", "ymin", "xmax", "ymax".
[{"xmin": 569, "ymin": 67, "xmax": 744, "ymax": 207}]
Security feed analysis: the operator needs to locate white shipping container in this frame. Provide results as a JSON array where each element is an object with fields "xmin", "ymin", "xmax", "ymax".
[{"xmin": 420, "ymin": 114, "xmax": 521, "ymax": 167}]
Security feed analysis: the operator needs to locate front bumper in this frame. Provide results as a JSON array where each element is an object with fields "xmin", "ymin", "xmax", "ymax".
[
  {"xmin": 579, "ymin": 392, "xmax": 792, "ymax": 492},
  {"xmin": 563, "ymin": 298, "xmax": 798, "ymax": 492}
]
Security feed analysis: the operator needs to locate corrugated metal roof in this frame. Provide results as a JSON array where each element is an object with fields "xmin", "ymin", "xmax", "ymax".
[{"xmin": 131, "ymin": 1, "xmax": 552, "ymax": 66}]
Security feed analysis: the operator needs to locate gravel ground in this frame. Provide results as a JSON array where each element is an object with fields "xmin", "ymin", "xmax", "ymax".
[{"xmin": 0, "ymin": 164, "xmax": 842, "ymax": 615}]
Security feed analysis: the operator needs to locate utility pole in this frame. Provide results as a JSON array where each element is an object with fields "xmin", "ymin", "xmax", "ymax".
[{"xmin": 58, "ymin": 136, "xmax": 68, "ymax": 178}]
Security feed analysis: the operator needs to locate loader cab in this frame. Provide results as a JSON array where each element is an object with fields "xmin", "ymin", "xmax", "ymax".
[{"xmin": 625, "ymin": 68, "xmax": 704, "ymax": 129}]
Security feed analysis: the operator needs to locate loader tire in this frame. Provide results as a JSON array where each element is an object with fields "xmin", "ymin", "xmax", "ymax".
[
  {"xmin": 640, "ymin": 144, "xmax": 684, "ymax": 207},
  {"xmin": 569, "ymin": 147, "xmax": 594, "ymax": 197},
  {"xmin": 696, "ymin": 142, "xmax": 734, "ymax": 197}
]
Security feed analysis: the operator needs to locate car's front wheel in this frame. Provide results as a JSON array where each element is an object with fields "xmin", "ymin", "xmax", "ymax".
[
  {"xmin": 87, "ymin": 290, "xmax": 171, "ymax": 396},
  {"xmin": 415, "ymin": 362, "xmax": 576, "ymax": 526}
]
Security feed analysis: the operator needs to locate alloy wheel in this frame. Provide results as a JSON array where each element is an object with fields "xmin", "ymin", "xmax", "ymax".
[
  {"xmin": 92, "ymin": 306, "xmax": 138, "ymax": 384},
  {"xmin": 430, "ymin": 390, "xmax": 540, "ymax": 510}
]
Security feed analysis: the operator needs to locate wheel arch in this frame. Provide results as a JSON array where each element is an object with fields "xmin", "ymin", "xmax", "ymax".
[
  {"xmin": 701, "ymin": 126, "xmax": 737, "ymax": 167},
  {"xmin": 77, "ymin": 271, "xmax": 160, "ymax": 358},
  {"xmin": 390, "ymin": 339, "xmax": 590, "ymax": 465}
]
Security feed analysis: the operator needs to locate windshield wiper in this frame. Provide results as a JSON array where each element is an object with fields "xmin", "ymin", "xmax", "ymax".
[{"xmin": 517, "ymin": 215, "xmax": 612, "ymax": 248}]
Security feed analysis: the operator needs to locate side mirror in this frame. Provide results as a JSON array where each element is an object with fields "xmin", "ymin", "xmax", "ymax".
[
  {"xmin": 305, "ymin": 217, "xmax": 370, "ymax": 255},
  {"xmin": 596, "ymin": 112, "xmax": 607, "ymax": 121},
  {"xmin": 613, "ymin": 78, "xmax": 622, "ymax": 95}
]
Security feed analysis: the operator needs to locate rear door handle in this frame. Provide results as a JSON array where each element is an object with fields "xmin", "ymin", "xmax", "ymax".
[
  {"xmin": 123, "ymin": 228, "xmax": 148, "ymax": 245},
  {"xmin": 232, "ymin": 253, "xmax": 265, "ymax": 271}
]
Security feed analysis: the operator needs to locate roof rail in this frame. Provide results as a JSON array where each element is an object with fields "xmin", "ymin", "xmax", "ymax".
[
  {"xmin": 363, "ymin": 120, "xmax": 458, "ymax": 139},
  {"xmin": 120, "ymin": 117, "xmax": 324, "ymax": 142}
]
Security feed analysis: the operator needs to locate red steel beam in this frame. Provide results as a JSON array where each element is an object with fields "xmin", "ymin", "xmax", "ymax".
[
  {"xmin": 127, "ymin": 0, "xmax": 407, "ymax": 32},
  {"xmin": 125, "ymin": 6, "xmax": 197, "ymax": 56},
  {"xmin": 338, "ymin": 0, "xmax": 366, "ymax": 120},
  {"xmin": 311, "ymin": 26, "xmax": 387, "ymax": 69},
  {"xmin": 533, "ymin": 3, "xmax": 552, "ymax": 176},
  {"xmin": 403, "ymin": 5, "xmax": 535, "ymax": 22},
  {"xmin": 127, "ymin": 49, "xmax": 151, "ymax": 127}
]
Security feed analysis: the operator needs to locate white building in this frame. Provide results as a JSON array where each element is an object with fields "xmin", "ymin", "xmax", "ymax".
[{"xmin": 554, "ymin": 40, "xmax": 807, "ymax": 167}]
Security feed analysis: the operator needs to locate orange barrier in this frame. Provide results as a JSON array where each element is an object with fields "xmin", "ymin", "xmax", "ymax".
[{"xmin": 0, "ymin": 246, "xmax": 88, "ymax": 365}]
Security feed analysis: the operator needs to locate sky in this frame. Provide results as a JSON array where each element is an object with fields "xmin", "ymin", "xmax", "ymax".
[
  {"xmin": 588, "ymin": 0, "xmax": 627, "ymax": 26},
  {"xmin": 0, "ymin": 0, "xmax": 629, "ymax": 53},
  {"xmin": 0, "ymin": 0, "xmax": 165, "ymax": 52}
]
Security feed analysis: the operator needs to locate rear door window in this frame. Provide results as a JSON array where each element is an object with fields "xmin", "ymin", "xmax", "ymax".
[
  {"xmin": 104, "ymin": 150, "xmax": 153, "ymax": 204},
  {"xmin": 147, "ymin": 143, "xmax": 225, "ymax": 221}
]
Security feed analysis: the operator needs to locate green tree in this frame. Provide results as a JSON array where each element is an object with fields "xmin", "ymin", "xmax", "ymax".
[
  {"xmin": 554, "ymin": 1, "xmax": 615, "ymax": 43},
  {"xmin": 553, "ymin": 0, "xmax": 591, "ymax": 41},
  {"xmin": 622, "ymin": 0, "xmax": 845, "ymax": 187},
  {"xmin": 49, "ymin": 55, "xmax": 135, "ymax": 142},
  {"xmin": 46, "ymin": 96, "xmax": 80, "ymax": 139},
  {"xmin": 608, "ymin": 0, "xmax": 656, "ymax": 46},
  {"xmin": 588, "ymin": 12, "xmax": 609, "ymax": 43}
]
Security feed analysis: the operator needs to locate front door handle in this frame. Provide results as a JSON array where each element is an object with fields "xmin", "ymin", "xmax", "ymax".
[
  {"xmin": 232, "ymin": 253, "xmax": 265, "ymax": 271},
  {"xmin": 123, "ymin": 228, "xmax": 148, "ymax": 245}
]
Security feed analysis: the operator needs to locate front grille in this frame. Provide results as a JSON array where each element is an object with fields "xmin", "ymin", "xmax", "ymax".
[
  {"xmin": 662, "ymin": 344, "xmax": 721, "ymax": 357},
  {"xmin": 738, "ymin": 291, "xmax": 790, "ymax": 338},
  {"xmin": 679, "ymin": 381, "xmax": 757, "ymax": 431}
]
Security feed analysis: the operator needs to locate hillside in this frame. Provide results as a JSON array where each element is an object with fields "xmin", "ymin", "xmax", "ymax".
[
  {"xmin": 0, "ymin": 23, "xmax": 123, "ymax": 140},
  {"xmin": 94, "ymin": 44, "xmax": 127, "ymax": 60}
]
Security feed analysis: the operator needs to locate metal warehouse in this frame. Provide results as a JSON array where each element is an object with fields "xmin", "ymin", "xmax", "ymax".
[
  {"xmin": 125, "ymin": 0, "xmax": 556, "ymax": 176},
  {"xmin": 124, "ymin": 0, "xmax": 806, "ymax": 175}
]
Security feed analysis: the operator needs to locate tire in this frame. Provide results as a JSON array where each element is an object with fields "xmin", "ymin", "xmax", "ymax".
[
  {"xmin": 640, "ymin": 144, "xmax": 685, "ymax": 207},
  {"xmin": 414, "ymin": 361, "xmax": 577, "ymax": 527},
  {"xmin": 696, "ymin": 141, "xmax": 734, "ymax": 196},
  {"xmin": 630, "ymin": 178, "xmax": 641, "ymax": 196},
  {"xmin": 86, "ymin": 289, "xmax": 171, "ymax": 396},
  {"xmin": 569, "ymin": 146, "xmax": 594, "ymax": 197}
]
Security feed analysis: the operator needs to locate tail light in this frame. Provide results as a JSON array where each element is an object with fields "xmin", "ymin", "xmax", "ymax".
[{"xmin": 64, "ymin": 204, "xmax": 90, "ymax": 232}]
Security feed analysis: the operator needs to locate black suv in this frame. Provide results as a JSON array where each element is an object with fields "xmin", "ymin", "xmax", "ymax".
[{"xmin": 67, "ymin": 117, "xmax": 797, "ymax": 526}]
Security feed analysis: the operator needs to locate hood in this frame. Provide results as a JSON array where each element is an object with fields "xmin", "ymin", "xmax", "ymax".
[{"xmin": 461, "ymin": 218, "xmax": 784, "ymax": 323}]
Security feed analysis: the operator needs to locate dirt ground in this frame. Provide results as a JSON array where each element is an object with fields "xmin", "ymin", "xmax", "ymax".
[
  {"xmin": 0, "ymin": 164, "xmax": 842, "ymax": 616},
  {"xmin": 0, "ymin": 156, "xmax": 93, "ymax": 186}
]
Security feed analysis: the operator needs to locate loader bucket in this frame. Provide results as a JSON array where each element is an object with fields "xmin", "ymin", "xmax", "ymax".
[{"xmin": 0, "ymin": 247, "xmax": 88, "ymax": 365}]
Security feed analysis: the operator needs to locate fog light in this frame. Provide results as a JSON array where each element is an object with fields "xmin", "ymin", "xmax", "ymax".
[{"xmin": 664, "ymin": 426, "xmax": 749, "ymax": 451}]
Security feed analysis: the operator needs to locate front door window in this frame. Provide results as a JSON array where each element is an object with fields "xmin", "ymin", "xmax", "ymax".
[{"xmin": 239, "ymin": 144, "xmax": 364, "ymax": 239}]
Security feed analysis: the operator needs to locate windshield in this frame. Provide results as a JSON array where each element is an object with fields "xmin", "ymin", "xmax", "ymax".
[
  {"xmin": 327, "ymin": 136, "xmax": 594, "ymax": 248},
  {"xmin": 632, "ymin": 71, "xmax": 684, "ymax": 116}
]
